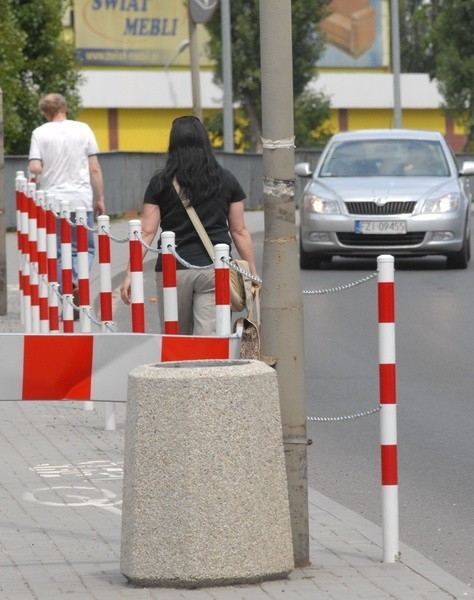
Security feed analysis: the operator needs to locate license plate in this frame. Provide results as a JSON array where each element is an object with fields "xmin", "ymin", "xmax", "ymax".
[{"xmin": 355, "ymin": 220, "xmax": 407, "ymax": 234}]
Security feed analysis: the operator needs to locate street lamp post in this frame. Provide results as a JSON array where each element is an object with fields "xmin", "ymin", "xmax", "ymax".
[
  {"xmin": 221, "ymin": 0, "xmax": 234, "ymax": 152},
  {"xmin": 391, "ymin": 0, "xmax": 402, "ymax": 128},
  {"xmin": 259, "ymin": 0, "xmax": 309, "ymax": 568},
  {"xmin": 187, "ymin": 3, "xmax": 203, "ymax": 121},
  {"xmin": 0, "ymin": 88, "xmax": 6, "ymax": 315}
]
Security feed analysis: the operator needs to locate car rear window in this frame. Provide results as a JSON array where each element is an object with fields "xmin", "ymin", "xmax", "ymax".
[{"xmin": 319, "ymin": 139, "xmax": 450, "ymax": 177}]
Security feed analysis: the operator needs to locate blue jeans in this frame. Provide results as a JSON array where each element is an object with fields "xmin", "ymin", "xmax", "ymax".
[{"xmin": 56, "ymin": 211, "xmax": 95, "ymax": 289}]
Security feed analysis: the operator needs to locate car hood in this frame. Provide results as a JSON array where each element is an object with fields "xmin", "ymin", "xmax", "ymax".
[{"xmin": 308, "ymin": 177, "xmax": 458, "ymax": 202}]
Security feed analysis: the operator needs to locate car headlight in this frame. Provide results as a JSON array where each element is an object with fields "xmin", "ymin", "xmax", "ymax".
[
  {"xmin": 422, "ymin": 193, "xmax": 460, "ymax": 214},
  {"xmin": 304, "ymin": 194, "xmax": 340, "ymax": 214}
]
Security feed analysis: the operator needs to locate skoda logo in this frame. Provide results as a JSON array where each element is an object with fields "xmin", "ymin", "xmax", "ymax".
[{"xmin": 374, "ymin": 196, "xmax": 389, "ymax": 207}]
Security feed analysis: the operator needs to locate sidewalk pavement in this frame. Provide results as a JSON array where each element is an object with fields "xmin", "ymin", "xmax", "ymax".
[{"xmin": 1, "ymin": 215, "xmax": 473, "ymax": 599}]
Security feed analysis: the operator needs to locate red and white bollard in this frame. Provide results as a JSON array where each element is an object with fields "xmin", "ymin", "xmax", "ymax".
[
  {"xmin": 15, "ymin": 172, "xmax": 25, "ymax": 325},
  {"xmin": 129, "ymin": 220, "xmax": 145, "ymax": 333},
  {"xmin": 76, "ymin": 207, "xmax": 91, "ymax": 334},
  {"xmin": 45, "ymin": 194, "xmax": 60, "ymax": 333},
  {"xmin": 60, "ymin": 200, "xmax": 74, "ymax": 333},
  {"xmin": 27, "ymin": 182, "xmax": 40, "ymax": 333},
  {"xmin": 97, "ymin": 215, "xmax": 116, "ymax": 430},
  {"xmin": 97, "ymin": 215, "xmax": 113, "ymax": 329},
  {"xmin": 35, "ymin": 190, "xmax": 49, "ymax": 333},
  {"xmin": 214, "ymin": 244, "xmax": 231, "ymax": 336},
  {"xmin": 377, "ymin": 254, "xmax": 399, "ymax": 563},
  {"xmin": 161, "ymin": 231, "xmax": 179, "ymax": 334},
  {"xmin": 19, "ymin": 177, "xmax": 32, "ymax": 333}
]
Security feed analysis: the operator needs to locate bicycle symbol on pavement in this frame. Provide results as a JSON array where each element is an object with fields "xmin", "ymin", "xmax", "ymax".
[{"xmin": 23, "ymin": 486, "xmax": 122, "ymax": 515}]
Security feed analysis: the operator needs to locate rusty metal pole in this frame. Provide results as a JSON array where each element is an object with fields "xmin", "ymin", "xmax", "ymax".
[
  {"xmin": 259, "ymin": 0, "xmax": 309, "ymax": 567},
  {"xmin": 0, "ymin": 89, "xmax": 6, "ymax": 315}
]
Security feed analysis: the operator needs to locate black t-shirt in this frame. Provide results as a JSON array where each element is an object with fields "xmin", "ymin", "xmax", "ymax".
[{"xmin": 143, "ymin": 166, "xmax": 246, "ymax": 271}]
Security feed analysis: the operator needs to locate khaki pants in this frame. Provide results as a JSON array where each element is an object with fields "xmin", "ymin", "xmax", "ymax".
[{"xmin": 155, "ymin": 269, "xmax": 216, "ymax": 336}]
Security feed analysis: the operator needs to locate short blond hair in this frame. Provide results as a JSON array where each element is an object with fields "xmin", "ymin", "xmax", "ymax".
[{"xmin": 38, "ymin": 93, "xmax": 67, "ymax": 120}]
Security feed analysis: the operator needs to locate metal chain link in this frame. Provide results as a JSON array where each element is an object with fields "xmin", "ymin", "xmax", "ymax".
[
  {"xmin": 61, "ymin": 211, "xmax": 77, "ymax": 228},
  {"xmin": 79, "ymin": 220, "xmax": 99, "ymax": 233},
  {"xmin": 170, "ymin": 246, "xmax": 214, "ymax": 270},
  {"xmin": 101, "ymin": 226, "xmax": 129, "ymax": 243},
  {"xmin": 221, "ymin": 256, "xmax": 263, "ymax": 284},
  {"xmin": 303, "ymin": 271, "xmax": 378, "ymax": 295},
  {"xmin": 134, "ymin": 231, "xmax": 162, "ymax": 253},
  {"xmin": 307, "ymin": 405, "xmax": 380, "ymax": 422}
]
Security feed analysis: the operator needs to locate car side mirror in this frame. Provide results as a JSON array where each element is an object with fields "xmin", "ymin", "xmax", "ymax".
[
  {"xmin": 294, "ymin": 162, "xmax": 312, "ymax": 177},
  {"xmin": 459, "ymin": 161, "xmax": 474, "ymax": 176}
]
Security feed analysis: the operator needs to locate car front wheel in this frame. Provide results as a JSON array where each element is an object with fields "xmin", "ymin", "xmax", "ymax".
[
  {"xmin": 446, "ymin": 222, "xmax": 471, "ymax": 269},
  {"xmin": 299, "ymin": 237, "xmax": 324, "ymax": 269}
]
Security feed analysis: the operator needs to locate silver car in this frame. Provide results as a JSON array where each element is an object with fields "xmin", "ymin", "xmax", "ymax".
[{"xmin": 295, "ymin": 129, "xmax": 474, "ymax": 269}]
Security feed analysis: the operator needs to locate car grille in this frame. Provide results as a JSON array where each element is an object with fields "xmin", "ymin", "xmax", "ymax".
[
  {"xmin": 345, "ymin": 201, "xmax": 417, "ymax": 215},
  {"xmin": 337, "ymin": 233, "xmax": 426, "ymax": 246}
]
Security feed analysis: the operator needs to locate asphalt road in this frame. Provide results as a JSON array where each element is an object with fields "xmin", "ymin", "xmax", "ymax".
[{"xmin": 112, "ymin": 222, "xmax": 474, "ymax": 586}]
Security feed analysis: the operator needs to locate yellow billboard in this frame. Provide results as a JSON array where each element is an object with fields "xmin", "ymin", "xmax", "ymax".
[{"xmin": 73, "ymin": 0, "xmax": 212, "ymax": 66}]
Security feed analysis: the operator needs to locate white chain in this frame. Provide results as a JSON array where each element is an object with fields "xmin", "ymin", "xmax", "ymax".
[
  {"xmin": 221, "ymin": 257, "xmax": 263, "ymax": 283},
  {"xmin": 169, "ymin": 246, "xmax": 214, "ymax": 270},
  {"xmin": 303, "ymin": 271, "xmax": 378, "ymax": 295},
  {"xmin": 133, "ymin": 231, "xmax": 162, "ymax": 253},
  {"xmin": 100, "ymin": 225, "xmax": 129, "ymax": 243},
  {"xmin": 307, "ymin": 405, "xmax": 381, "ymax": 422}
]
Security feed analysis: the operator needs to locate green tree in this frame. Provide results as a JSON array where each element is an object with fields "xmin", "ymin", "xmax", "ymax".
[
  {"xmin": 399, "ymin": 0, "xmax": 441, "ymax": 73},
  {"xmin": 431, "ymin": 0, "xmax": 474, "ymax": 150},
  {"xmin": 205, "ymin": 0, "xmax": 332, "ymax": 151},
  {"xmin": 0, "ymin": 0, "xmax": 26, "ymax": 153},
  {"xmin": 0, "ymin": 0, "xmax": 82, "ymax": 155}
]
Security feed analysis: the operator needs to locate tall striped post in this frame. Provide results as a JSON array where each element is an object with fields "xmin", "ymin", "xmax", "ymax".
[
  {"xmin": 27, "ymin": 182, "xmax": 40, "ymax": 333},
  {"xmin": 45, "ymin": 194, "xmax": 60, "ymax": 333},
  {"xmin": 97, "ymin": 215, "xmax": 113, "ymax": 329},
  {"xmin": 161, "ymin": 231, "xmax": 179, "ymax": 334},
  {"xmin": 15, "ymin": 172, "xmax": 25, "ymax": 324},
  {"xmin": 214, "ymin": 244, "xmax": 231, "ymax": 336},
  {"xmin": 377, "ymin": 254, "xmax": 399, "ymax": 563},
  {"xmin": 76, "ymin": 207, "xmax": 91, "ymax": 334},
  {"xmin": 77, "ymin": 207, "xmax": 94, "ymax": 411},
  {"xmin": 97, "ymin": 215, "xmax": 116, "ymax": 430},
  {"xmin": 129, "ymin": 219, "xmax": 145, "ymax": 333},
  {"xmin": 35, "ymin": 190, "xmax": 49, "ymax": 333},
  {"xmin": 19, "ymin": 178, "xmax": 32, "ymax": 333},
  {"xmin": 60, "ymin": 200, "xmax": 74, "ymax": 333}
]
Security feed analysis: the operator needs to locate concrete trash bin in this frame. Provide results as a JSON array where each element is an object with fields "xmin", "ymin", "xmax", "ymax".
[{"xmin": 120, "ymin": 359, "xmax": 294, "ymax": 588}]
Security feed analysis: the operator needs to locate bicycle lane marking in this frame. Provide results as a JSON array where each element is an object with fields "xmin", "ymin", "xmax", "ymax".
[{"xmin": 22, "ymin": 460, "xmax": 124, "ymax": 515}]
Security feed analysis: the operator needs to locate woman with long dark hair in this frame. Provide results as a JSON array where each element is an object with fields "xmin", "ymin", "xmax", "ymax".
[{"xmin": 120, "ymin": 116, "xmax": 259, "ymax": 335}]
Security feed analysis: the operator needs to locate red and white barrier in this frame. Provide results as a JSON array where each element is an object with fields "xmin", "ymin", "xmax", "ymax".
[
  {"xmin": 45, "ymin": 194, "xmax": 60, "ymax": 333},
  {"xmin": 60, "ymin": 200, "xmax": 74, "ymax": 333},
  {"xmin": 161, "ymin": 231, "xmax": 179, "ymax": 334},
  {"xmin": 27, "ymin": 182, "xmax": 40, "ymax": 333},
  {"xmin": 0, "ymin": 333, "xmax": 241, "ymax": 403},
  {"xmin": 19, "ymin": 177, "xmax": 32, "ymax": 333},
  {"xmin": 35, "ymin": 190, "xmax": 49, "ymax": 333},
  {"xmin": 97, "ymin": 215, "xmax": 113, "ymax": 329},
  {"xmin": 214, "ymin": 244, "xmax": 231, "ymax": 336},
  {"xmin": 129, "ymin": 219, "xmax": 145, "ymax": 333},
  {"xmin": 76, "ymin": 206, "xmax": 91, "ymax": 334},
  {"xmin": 377, "ymin": 254, "xmax": 399, "ymax": 563},
  {"xmin": 15, "ymin": 173, "xmax": 25, "ymax": 325}
]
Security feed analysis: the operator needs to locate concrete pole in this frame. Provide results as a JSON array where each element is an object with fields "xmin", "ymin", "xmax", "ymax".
[
  {"xmin": 188, "ymin": 3, "xmax": 203, "ymax": 121},
  {"xmin": 391, "ymin": 0, "xmax": 402, "ymax": 128},
  {"xmin": 0, "ymin": 89, "xmax": 6, "ymax": 315},
  {"xmin": 221, "ymin": 0, "xmax": 234, "ymax": 152},
  {"xmin": 259, "ymin": 0, "xmax": 309, "ymax": 567}
]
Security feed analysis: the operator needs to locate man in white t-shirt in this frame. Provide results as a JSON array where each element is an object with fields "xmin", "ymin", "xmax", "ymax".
[{"xmin": 29, "ymin": 93, "xmax": 105, "ymax": 313}]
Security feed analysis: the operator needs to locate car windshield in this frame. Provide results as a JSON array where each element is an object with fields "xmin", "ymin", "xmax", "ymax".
[{"xmin": 318, "ymin": 139, "xmax": 450, "ymax": 177}]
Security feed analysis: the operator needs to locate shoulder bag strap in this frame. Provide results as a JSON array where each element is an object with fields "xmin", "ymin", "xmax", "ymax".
[{"xmin": 172, "ymin": 177, "xmax": 215, "ymax": 260}]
